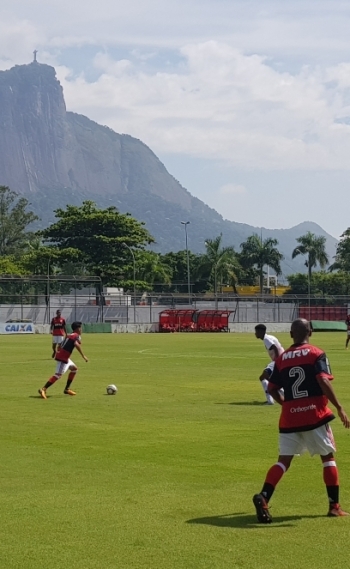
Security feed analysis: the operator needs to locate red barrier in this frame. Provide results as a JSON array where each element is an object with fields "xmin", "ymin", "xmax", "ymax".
[
  {"xmin": 159, "ymin": 309, "xmax": 197, "ymax": 332},
  {"xmin": 159, "ymin": 309, "xmax": 232, "ymax": 332},
  {"xmin": 299, "ymin": 306, "xmax": 347, "ymax": 321}
]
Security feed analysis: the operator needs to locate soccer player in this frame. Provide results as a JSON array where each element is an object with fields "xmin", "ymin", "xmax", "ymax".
[
  {"xmin": 50, "ymin": 309, "xmax": 67, "ymax": 358},
  {"xmin": 345, "ymin": 313, "xmax": 350, "ymax": 349},
  {"xmin": 253, "ymin": 318, "xmax": 350, "ymax": 523},
  {"xmin": 255, "ymin": 324, "xmax": 284, "ymax": 405},
  {"xmin": 38, "ymin": 321, "xmax": 88, "ymax": 399}
]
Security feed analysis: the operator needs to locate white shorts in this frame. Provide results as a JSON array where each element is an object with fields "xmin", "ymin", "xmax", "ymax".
[
  {"xmin": 55, "ymin": 359, "xmax": 75, "ymax": 376},
  {"xmin": 52, "ymin": 336, "xmax": 64, "ymax": 344},
  {"xmin": 347, "ymin": 330, "xmax": 350, "ymax": 336},
  {"xmin": 279, "ymin": 423, "xmax": 336, "ymax": 457},
  {"xmin": 264, "ymin": 362, "xmax": 275, "ymax": 376}
]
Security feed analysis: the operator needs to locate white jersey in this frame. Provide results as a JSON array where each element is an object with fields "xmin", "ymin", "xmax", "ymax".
[{"xmin": 263, "ymin": 334, "xmax": 284, "ymax": 360}]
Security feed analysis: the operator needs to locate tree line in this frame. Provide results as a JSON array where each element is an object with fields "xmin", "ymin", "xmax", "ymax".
[{"xmin": 1, "ymin": 185, "xmax": 350, "ymax": 298}]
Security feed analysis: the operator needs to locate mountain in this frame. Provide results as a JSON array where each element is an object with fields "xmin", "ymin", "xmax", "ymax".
[{"xmin": 0, "ymin": 61, "xmax": 337, "ymax": 276}]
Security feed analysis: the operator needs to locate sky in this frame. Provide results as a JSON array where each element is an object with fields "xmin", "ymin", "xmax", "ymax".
[{"xmin": 1, "ymin": 0, "xmax": 350, "ymax": 239}]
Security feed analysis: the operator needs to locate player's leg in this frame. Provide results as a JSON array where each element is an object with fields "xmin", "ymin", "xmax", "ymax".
[
  {"xmin": 259, "ymin": 363, "xmax": 275, "ymax": 404},
  {"xmin": 308, "ymin": 425, "xmax": 349, "ymax": 516},
  {"xmin": 64, "ymin": 360, "xmax": 78, "ymax": 395},
  {"xmin": 346, "ymin": 331, "xmax": 350, "ymax": 349},
  {"xmin": 253, "ymin": 431, "xmax": 302, "ymax": 523},
  {"xmin": 52, "ymin": 337, "xmax": 56, "ymax": 358},
  {"xmin": 38, "ymin": 361, "xmax": 68, "ymax": 399},
  {"xmin": 321, "ymin": 453, "xmax": 349, "ymax": 516}
]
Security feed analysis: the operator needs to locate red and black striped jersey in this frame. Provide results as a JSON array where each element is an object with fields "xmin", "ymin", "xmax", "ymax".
[
  {"xmin": 269, "ymin": 343, "xmax": 335, "ymax": 433},
  {"xmin": 50, "ymin": 316, "xmax": 66, "ymax": 336},
  {"xmin": 346, "ymin": 316, "xmax": 350, "ymax": 330},
  {"xmin": 55, "ymin": 333, "xmax": 81, "ymax": 363}
]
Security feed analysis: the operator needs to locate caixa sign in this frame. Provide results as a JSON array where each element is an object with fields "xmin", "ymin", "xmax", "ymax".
[{"xmin": 0, "ymin": 322, "xmax": 34, "ymax": 334}]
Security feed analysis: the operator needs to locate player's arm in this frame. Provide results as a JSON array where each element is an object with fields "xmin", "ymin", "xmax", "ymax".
[
  {"xmin": 268, "ymin": 345, "xmax": 279, "ymax": 361},
  {"xmin": 74, "ymin": 341, "xmax": 89, "ymax": 362},
  {"xmin": 315, "ymin": 353, "xmax": 350, "ymax": 428},
  {"xmin": 63, "ymin": 320, "xmax": 67, "ymax": 335},
  {"xmin": 259, "ymin": 370, "xmax": 270, "ymax": 381},
  {"xmin": 50, "ymin": 319, "xmax": 54, "ymax": 334},
  {"xmin": 267, "ymin": 384, "xmax": 284, "ymax": 405},
  {"xmin": 317, "ymin": 377, "xmax": 350, "ymax": 428}
]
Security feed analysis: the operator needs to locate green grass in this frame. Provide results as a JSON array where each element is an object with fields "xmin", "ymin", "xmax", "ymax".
[{"xmin": 0, "ymin": 331, "xmax": 349, "ymax": 569}]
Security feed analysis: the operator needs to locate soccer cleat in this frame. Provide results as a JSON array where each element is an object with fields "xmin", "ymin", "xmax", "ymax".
[
  {"xmin": 253, "ymin": 494, "xmax": 272, "ymax": 524},
  {"xmin": 38, "ymin": 388, "xmax": 47, "ymax": 400},
  {"xmin": 327, "ymin": 504, "xmax": 350, "ymax": 517},
  {"xmin": 64, "ymin": 389, "xmax": 76, "ymax": 396}
]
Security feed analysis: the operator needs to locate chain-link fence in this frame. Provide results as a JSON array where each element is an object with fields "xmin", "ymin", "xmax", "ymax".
[{"xmin": 1, "ymin": 277, "xmax": 349, "ymax": 325}]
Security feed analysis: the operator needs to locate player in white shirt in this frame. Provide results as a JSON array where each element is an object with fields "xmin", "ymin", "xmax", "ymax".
[{"xmin": 255, "ymin": 324, "xmax": 284, "ymax": 405}]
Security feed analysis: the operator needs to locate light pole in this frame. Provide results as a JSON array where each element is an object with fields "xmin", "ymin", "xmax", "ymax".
[
  {"xmin": 205, "ymin": 241, "xmax": 219, "ymax": 309},
  {"xmin": 122, "ymin": 242, "xmax": 136, "ymax": 324},
  {"xmin": 47, "ymin": 258, "xmax": 51, "ymax": 324},
  {"xmin": 296, "ymin": 249, "xmax": 311, "ymax": 321},
  {"xmin": 181, "ymin": 221, "xmax": 191, "ymax": 304}
]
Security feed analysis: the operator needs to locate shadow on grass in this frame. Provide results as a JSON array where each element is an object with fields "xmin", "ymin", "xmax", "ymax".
[
  {"xmin": 187, "ymin": 512, "xmax": 324, "ymax": 529},
  {"xmin": 215, "ymin": 401, "xmax": 266, "ymax": 406}
]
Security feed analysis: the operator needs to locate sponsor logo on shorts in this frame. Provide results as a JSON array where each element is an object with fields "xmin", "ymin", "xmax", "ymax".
[{"xmin": 290, "ymin": 404, "xmax": 316, "ymax": 413}]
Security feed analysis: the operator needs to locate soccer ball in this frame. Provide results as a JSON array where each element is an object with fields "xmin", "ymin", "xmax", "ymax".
[{"xmin": 106, "ymin": 384, "xmax": 118, "ymax": 395}]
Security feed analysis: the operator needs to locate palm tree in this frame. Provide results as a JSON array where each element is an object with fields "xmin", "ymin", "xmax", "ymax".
[
  {"xmin": 135, "ymin": 251, "xmax": 172, "ymax": 288},
  {"xmin": 240, "ymin": 234, "xmax": 283, "ymax": 293},
  {"xmin": 202, "ymin": 235, "xmax": 239, "ymax": 303},
  {"xmin": 292, "ymin": 232, "xmax": 329, "ymax": 281}
]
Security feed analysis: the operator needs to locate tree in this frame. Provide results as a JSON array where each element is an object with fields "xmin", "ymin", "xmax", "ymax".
[
  {"xmin": 0, "ymin": 186, "xmax": 39, "ymax": 257},
  {"xmin": 160, "ymin": 250, "xmax": 208, "ymax": 293},
  {"xmin": 122, "ymin": 250, "xmax": 172, "ymax": 292},
  {"xmin": 329, "ymin": 229, "xmax": 350, "ymax": 272},
  {"xmin": 292, "ymin": 232, "xmax": 329, "ymax": 281},
  {"xmin": 240, "ymin": 234, "xmax": 283, "ymax": 293},
  {"xmin": 202, "ymin": 235, "xmax": 240, "ymax": 295},
  {"xmin": 40, "ymin": 201, "xmax": 154, "ymax": 283}
]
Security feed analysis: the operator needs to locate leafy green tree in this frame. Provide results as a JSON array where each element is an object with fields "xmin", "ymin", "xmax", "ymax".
[
  {"xmin": 160, "ymin": 250, "xmax": 208, "ymax": 293},
  {"xmin": 239, "ymin": 234, "xmax": 283, "ymax": 293},
  {"xmin": 122, "ymin": 250, "xmax": 172, "ymax": 292},
  {"xmin": 0, "ymin": 256, "xmax": 27, "ymax": 275},
  {"xmin": 287, "ymin": 271, "xmax": 350, "ymax": 300},
  {"xmin": 40, "ymin": 201, "xmax": 154, "ymax": 283},
  {"xmin": 0, "ymin": 186, "xmax": 39, "ymax": 257},
  {"xmin": 292, "ymin": 232, "xmax": 329, "ymax": 281},
  {"xmin": 329, "ymin": 229, "xmax": 350, "ymax": 272}
]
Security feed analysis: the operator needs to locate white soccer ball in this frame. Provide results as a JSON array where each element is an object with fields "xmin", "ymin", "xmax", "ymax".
[{"xmin": 106, "ymin": 384, "xmax": 118, "ymax": 395}]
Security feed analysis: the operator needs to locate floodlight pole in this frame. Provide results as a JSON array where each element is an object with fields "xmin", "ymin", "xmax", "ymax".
[
  {"xmin": 181, "ymin": 221, "xmax": 191, "ymax": 304},
  {"xmin": 47, "ymin": 258, "xmax": 51, "ymax": 324},
  {"xmin": 122, "ymin": 243, "xmax": 136, "ymax": 324}
]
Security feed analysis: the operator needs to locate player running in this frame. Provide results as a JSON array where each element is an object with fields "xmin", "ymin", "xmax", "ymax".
[
  {"xmin": 50, "ymin": 309, "xmax": 67, "ymax": 358},
  {"xmin": 255, "ymin": 324, "xmax": 284, "ymax": 405},
  {"xmin": 345, "ymin": 313, "xmax": 350, "ymax": 349},
  {"xmin": 38, "ymin": 321, "xmax": 88, "ymax": 399},
  {"xmin": 253, "ymin": 318, "xmax": 350, "ymax": 523}
]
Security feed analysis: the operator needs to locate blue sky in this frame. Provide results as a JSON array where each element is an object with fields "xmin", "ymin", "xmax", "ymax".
[{"xmin": 1, "ymin": 0, "xmax": 350, "ymax": 238}]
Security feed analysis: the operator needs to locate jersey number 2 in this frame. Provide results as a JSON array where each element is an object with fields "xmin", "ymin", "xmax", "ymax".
[{"xmin": 290, "ymin": 366, "xmax": 308, "ymax": 399}]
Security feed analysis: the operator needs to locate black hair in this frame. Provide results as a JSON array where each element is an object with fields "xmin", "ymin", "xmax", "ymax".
[
  {"xmin": 71, "ymin": 321, "xmax": 82, "ymax": 331},
  {"xmin": 255, "ymin": 324, "xmax": 267, "ymax": 332}
]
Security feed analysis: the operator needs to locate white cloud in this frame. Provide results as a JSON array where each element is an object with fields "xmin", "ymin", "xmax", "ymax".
[
  {"xmin": 3, "ymin": 1, "xmax": 350, "ymax": 236},
  {"xmin": 219, "ymin": 184, "xmax": 246, "ymax": 196},
  {"xmin": 54, "ymin": 41, "xmax": 350, "ymax": 171}
]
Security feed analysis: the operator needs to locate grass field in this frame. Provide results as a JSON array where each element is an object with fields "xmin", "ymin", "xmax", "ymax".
[{"xmin": 0, "ymin": 331, "xmax": 349, "ymax": 569}]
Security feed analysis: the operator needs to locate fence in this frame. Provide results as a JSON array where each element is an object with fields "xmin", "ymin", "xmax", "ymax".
[
  {"xmin": 0, "ymin": 276, "xmax": 349, "ymax": 325},
  {"xmin": 0, "ymin": 294, "xmax": 297, "ymax": 325}
]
